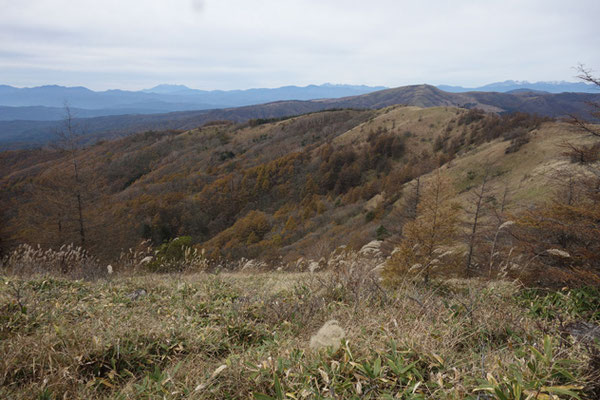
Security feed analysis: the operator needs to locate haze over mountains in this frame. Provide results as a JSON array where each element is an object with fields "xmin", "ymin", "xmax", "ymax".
[
  {"xmin": 1, "ymin": 83, "xmax": 599, "ymax": 150},
  {"xmin": 0, "ymin": 83, "xmax": 386, "ymax": 121},
  {"xmin": 0, "ymin": 80, "xmax": 596, "ymax": 123},
  {"xmin": 437, "ymin": 80, "xmax": 598, "ymax": 94}
]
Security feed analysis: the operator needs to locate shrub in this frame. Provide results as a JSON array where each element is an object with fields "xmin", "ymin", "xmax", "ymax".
[
  {"xmin": 504, "ymin": 128, "xmax": 530, "ymax": 154},
  {"xmin": 155, "ymin": 236, "xmax": 192, "ymax": 261},
  {"xmin": 505, "ymin": 135, "xmax": 530, "ymax": 154},
  {"xmin": 518, "ymin": 286, "xmax": 600, "ymax": 322},
  {"xmin": 147, "ymin": 236, "xmax": 208, "ymax": 272},
  {"xmin": 511, "ymin": 174, "xmax": 600, "ymax": 284},
  {"xmin": 457, "ymin": 109, "xmax": 485, "ymax": 125},
  {"xmin": 563, "ymin": 142, "xmax": 600, "ymax": 164},
  {"xmin": 384, "ymin": 173, "xmax": 461, "ymax": 284},
  {"xmin": 376, "ymin": 225, "xmax": 389, "ymax": 240}
]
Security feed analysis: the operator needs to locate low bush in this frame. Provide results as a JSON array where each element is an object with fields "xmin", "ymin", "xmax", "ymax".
[
  {"xmin": 147, "ymin": 236, "xmax": 209, "ymax": 272},
  {"xmin": 504, "ymin": 128, "xmax": 531, "ymax": 154}
]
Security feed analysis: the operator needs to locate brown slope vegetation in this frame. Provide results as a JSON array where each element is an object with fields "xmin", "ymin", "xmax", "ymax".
[
  {"xmin": 3, "ymin": 104, "xmax": 585, "ymax": 270},
  {"xmin": 1, "ymin": 109, "xmax": 375, "ymax": 257}
]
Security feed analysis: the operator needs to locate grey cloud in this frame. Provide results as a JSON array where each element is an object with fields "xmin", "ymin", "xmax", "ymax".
[
  {"xmin": 0, "ymin": 0, "xmax": 599, "ymax": 90},
  {"xmin": 191, "ymin": 0, "xmax": 205, "ymax": 13}
]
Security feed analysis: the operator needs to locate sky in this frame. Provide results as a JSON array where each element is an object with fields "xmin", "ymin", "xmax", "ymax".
[{"xmin": 1, "ymin": 0, "xmax": 599, "ymax": 91}]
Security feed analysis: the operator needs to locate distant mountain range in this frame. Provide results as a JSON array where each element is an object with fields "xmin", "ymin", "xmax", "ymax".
[
  {"xmin": 0, "ymin": 83, "xmax": 386, "ymax": 121},
  {"xmin": 1, "ymin": 80, "xmax": 597, "ymax": 123},
  {"xmin": 437, "ymin": 80, "xmax": 597, "ymax": 94},
  {"xmin": 1, "ymin": 84, "xmax": 599, "ymax": 150}
]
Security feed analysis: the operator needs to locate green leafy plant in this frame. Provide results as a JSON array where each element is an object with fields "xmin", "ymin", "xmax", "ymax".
[
  {"xmin": 475, "ymin": 336, "xmax": 583, "ymax": 399},
  {"xmin": 519, "ymin": 287, "xmax": 600, "ymax": 322},
  {"xmin": 147, "ymin": 236, "xmax": 208, "ymax": 272}
]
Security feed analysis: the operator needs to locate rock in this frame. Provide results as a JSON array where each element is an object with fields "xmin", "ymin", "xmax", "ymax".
[
  {"xmin": 127, "ymin": 289, "xmax": 147, "ymax": 301},
  {"xmin": 562, "ymin": 321, "xmax": 600, "ymax": 343}
]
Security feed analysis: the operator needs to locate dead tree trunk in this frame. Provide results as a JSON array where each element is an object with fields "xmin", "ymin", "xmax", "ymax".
[
  {"xmin": 58, "ymin": 106, "xmax": 86, "ymax": 247},
  {"xmin": 465, "ymin": 170, "xmax": 491, "ymax": 275}
]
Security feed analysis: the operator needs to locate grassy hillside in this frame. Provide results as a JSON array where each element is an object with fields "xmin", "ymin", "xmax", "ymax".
[
  {"xmin": 0, "ymin": 105, "xmax": 592, "ymax": 265},
  {"xmin": 1, "ymin": 265, "xmax": 599, "ymax": 399}
]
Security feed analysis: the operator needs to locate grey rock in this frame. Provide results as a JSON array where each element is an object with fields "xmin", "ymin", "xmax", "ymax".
[
  {"xmin": 127, "ymin": 289, "xmax": 147, "ymax": 301},
  {"xmin": 562, "ymin": 321, "xmax": 600, "ymax": 343}
]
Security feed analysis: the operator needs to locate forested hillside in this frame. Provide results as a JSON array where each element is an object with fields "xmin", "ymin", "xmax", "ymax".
[{"xmin": 2, "ymin": 103, "xmax": 598, "ymax": 284}]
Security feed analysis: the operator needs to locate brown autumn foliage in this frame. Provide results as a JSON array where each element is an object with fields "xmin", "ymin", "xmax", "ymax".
[
  {"xmin": 509, "ymin": 66, "xmax": 600, "ymax": 286},
  {"xmin": 383, "ymin": 172, "xmax": 461, "ymax": 284},
  {"xmin": 510, "ymin": 165, "xmax": 600, "ymax": 286},
  {"xmin": 2, "ymin": 102, "xmax": 595, "ymax": 289}
]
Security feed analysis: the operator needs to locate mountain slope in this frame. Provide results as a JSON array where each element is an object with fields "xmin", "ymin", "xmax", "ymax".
[
  {"xmin": 1, "ymin": 104, "xmax": 591, "ymax": 263},
  {"xmin": 1, "ymin": 84, "xmax": 599, "ymax": 150},
  {"xmin": 320, "ymin": 85, "xmax": 501, "ymax": 111}
]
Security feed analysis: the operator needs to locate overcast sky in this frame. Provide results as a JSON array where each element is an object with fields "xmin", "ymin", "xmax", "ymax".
[{"xmin": 1, "ymin": 0, "xmax": 599, "ymax": 90}]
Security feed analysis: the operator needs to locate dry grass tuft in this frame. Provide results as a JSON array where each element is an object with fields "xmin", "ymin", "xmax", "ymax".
[{"xmin": 309, "ymin": 320, "xmax": 345, "ymax": 351}]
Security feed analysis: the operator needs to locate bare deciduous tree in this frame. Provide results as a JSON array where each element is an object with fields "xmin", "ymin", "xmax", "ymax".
[
  {"xmin": 464, "ymin": 168, "xmax": 494, "ymax": 274},
  {"xmin": 55, "ymin": 105, "xmax": 86, "ymax": 247}
]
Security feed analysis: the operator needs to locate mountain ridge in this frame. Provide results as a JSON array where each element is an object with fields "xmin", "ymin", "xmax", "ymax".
[
  {"xmin": 437, "ymin": 80, "xmax": 597, "ymax": 93},
  {"xmin": 1, "ymin": 84, "xmax": 599, "ymax": 150},
  {"xmin": 0, "ymin": 83, "xmax": 386, "ymax": 116}
]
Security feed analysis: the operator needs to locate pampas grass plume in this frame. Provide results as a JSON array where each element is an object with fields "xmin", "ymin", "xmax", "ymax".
[{"xmin": 310, "ymin": 320, "xmax": 345, "ymax": 351}]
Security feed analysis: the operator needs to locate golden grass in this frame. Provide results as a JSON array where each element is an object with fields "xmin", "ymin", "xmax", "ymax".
[{"xmin": 1, "ymin": 267, "xmax": 596, "ymax": 399}]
